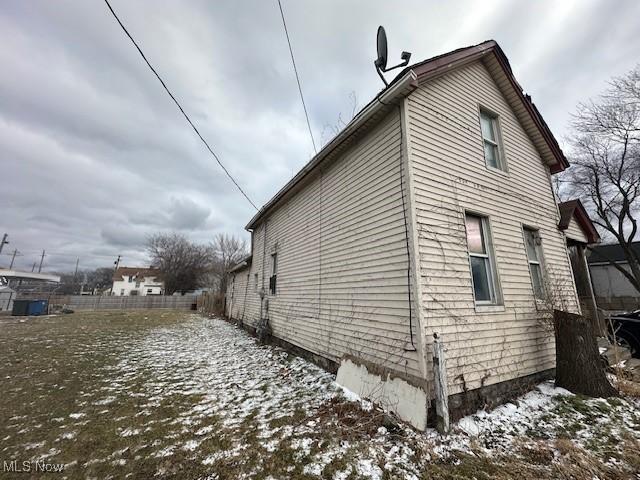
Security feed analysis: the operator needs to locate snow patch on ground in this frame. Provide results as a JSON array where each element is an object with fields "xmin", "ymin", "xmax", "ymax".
[{"xmin": 4, "ymin": 313, "xmax": 639, "ymax": 479}]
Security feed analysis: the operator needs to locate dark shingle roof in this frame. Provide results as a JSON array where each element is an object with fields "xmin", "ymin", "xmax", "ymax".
[
  {"xmin": 588, "ymin": 242, "xmax": 640, "ymax": 264},
  {"xmin": 557, "ymin": 199, "xmax": 600, "ymax": 244}
]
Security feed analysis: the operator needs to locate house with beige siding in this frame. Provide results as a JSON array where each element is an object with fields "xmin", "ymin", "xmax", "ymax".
[{"xmin": 225, "ymin": 40, "xmax": 581, "ymax": 430}]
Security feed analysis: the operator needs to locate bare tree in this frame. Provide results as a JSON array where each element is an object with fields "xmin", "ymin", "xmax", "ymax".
[
  {"xmin": 321, "ymin": 91, "xmax": 358, "ymax": 146},
  {"xmin": 560, "ymin": 65, "xmax": 640, "ymax": 292},
  {"xmin": 55, "ymin": 267, "xmax": 115, "ymax": 295},
  {"xmin": 210, "ymin": 233, "xmax": 247, "ymax": 295},
  {"xmin": 147, "ymin": 233, "xmax": 214, "ymax": 295}
]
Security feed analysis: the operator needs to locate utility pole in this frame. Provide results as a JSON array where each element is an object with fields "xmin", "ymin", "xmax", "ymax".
[
  {"xmin": 31, "ymin": 262, "xmax": 36, "ymax": 272},
  {"xmin": 0, "ymin": 233, "xmax": 8, "ymax": 255},
  {"xmin": 112, "ymin": 255, "xmax": 121, "ymax": 296},
  {"xmin": 38, "ymin": 250, "xmax": 46, "ymax": 273},
  {"xmin": 73, "ymin": 258, "xmax": 80, "ymax": 295},
  {"xmin": 9, "ymin": 249, "xmax": 18, "ymax": 269}
]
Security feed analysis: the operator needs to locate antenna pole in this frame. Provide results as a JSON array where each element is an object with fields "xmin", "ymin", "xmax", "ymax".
[
  {"xmin": 9, "ymin": 249, "xmax": 18, "ymax": 269},
  {"xmin": 38, "ymin": 250, "xmax": 45, "ymax": 273},
  {"xmin": 375, "ymin": 63, "xmax": 389, "ymax": 87},
  {"xmin": 0, "ymin": 233, "xmax": 8, "ymax": 255}
]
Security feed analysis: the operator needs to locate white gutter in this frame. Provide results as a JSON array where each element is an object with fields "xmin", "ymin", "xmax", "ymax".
[{"xmin": 246, "ymin": 70, "xmax": 418, "ymax": 230}]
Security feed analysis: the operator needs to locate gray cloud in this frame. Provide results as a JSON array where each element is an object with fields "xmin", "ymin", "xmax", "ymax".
[{"xmin": 1, "ymin": 0, "xmax": 639, "ymax": 273}]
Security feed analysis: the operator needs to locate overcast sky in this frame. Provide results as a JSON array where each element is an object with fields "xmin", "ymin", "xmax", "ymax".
[{"xmin": 1, "ymin": 0, "xmax": 639, "ymax": 272}]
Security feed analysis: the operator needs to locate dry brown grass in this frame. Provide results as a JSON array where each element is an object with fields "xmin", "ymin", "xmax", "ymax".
[
  {"xmin": 614, "ymin": 377, "xmax": 640, "ymax": 397},
  {"xmin": 2, "ymin": 311, "xmax": 639, "ymax": 479}
]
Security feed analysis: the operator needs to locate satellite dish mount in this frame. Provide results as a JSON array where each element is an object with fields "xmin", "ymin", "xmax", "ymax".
[{"xmin": 374, "ymin": 26, "xmax": 411, "ymax": 87}]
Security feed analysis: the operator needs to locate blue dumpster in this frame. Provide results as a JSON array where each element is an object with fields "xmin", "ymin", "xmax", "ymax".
[{"xmin": 27, "ymin": 300, "xmax": 48, "ymax": 316}]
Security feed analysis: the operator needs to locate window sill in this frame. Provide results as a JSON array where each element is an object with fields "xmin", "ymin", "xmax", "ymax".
[
  {"xmin": 474, "ymin": 304, "xmax": 505, "ymax": 314},
  {"xmin": 485, "ymin": 164, "xmax": 509, "ymax": 176}
]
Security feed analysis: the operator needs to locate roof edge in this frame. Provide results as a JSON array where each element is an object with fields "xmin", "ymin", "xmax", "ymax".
[
  {"xmin": 229, "ymin": 255, "xmax": 253, "ymax": 273},
  {"xmin": 405, "ymin": 40, "xmax": 568, "ymax": 173},
  {"xmin": 558, "ymin": 199, "xmax": 601, "ymax": 244},
  {"xmin": 245, "ymin": 70, "xmax": 418, "ymax": 230}
]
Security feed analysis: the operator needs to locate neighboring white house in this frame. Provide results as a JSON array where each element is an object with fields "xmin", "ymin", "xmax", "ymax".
[
  {"xmin": 226, "ymin": 40, "xmax": 581, "ymax": 430},
  {"xmin": 111, "ymin": 267, "xmax": 163, "ymax": 296}
]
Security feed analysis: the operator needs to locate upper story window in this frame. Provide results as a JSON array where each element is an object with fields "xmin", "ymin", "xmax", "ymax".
[
  {"xmin": 479, "ymin": 108, "xmax": 505, "ymax": 171},
  {"xmin": 465, "ymin": 213, "xmax": 500, "ymax": 305},
  {"xmin": 523, "ymin": 227, "xmax": 545, "ymax": 299}
]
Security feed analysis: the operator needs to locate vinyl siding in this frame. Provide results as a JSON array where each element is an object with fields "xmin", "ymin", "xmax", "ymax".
[
  {"xmin": 406, "ymin": 60, "xmax": 579, "ymax": 396},
  {"xmin": 564, "ymin": 218, "xmax": 589, "ymax": 244},
  {"xmin": 226, "ymin": 268, "xmax": 251, "ymax": 321},
  {"xmin": 226, "ymin": 111, "xmax": 421, "ymax": 378}
]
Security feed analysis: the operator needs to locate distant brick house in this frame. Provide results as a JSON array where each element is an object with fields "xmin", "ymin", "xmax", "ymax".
[{"xmin": 111, "ymin": 267, "xmax": 163, "ymax": 296}]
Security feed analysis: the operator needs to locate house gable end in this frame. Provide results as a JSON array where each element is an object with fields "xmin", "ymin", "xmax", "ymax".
[{"xmin": 408, "ymin": 42, "xmax": 567, "ymax": 174}]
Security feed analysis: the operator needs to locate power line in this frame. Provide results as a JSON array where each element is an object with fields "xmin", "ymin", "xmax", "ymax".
[
  {"xmin": 102, "ymin": 0, "xmax": 258, "ymax": 211},
  {"xmin": 276, "ymin": 0, "xmax": 317, "ymax": 155},
  {"xmin": 1, "ymin": 250, "xmax": 120, "ymax": 260}
]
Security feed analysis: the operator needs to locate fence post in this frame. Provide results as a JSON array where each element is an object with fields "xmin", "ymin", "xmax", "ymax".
[{"xmin": 433, "ymin": 333, "xmax": 450, "ymax": 433}]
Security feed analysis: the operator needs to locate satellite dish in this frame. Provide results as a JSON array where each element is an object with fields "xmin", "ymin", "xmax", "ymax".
[
  {"xmin": 375, "ymin": 26, "xmax": 388, "ymax": 70},
  {"xmin": 373, "ymin": 26, "xmax": 412, "ymax": 87}
]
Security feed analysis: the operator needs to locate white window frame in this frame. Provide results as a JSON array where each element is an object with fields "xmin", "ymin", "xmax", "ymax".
[
  {"xmin": 523, "ymin": 227, "xmax": 545, "ymax": 300},
  {"xmin": 465, "ymin": 213, "xmax": 501, "ymax": 305},
  {"xmin": 478, "ymin": 107, "xmax": 506, "ymax": 172}
]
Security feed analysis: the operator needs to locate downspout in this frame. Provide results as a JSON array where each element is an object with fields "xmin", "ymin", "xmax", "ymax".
[
  {"xmin": 260, "ymin": 220, "xmax": 268, "ymax": 320},
  {"xmin": 397, "ymin": 102, "xmax": 416, "ymax": 352},
  {"xmin": 319, "ymin": 169, "xmax": 323, "ymax": 320},
  {"xmin": 399, "ymin": 96, "xmax": 430, "ymax": 386},
  {"xmin": 241, "ymin": 273, "xmax": 249, "ymax": 323}
]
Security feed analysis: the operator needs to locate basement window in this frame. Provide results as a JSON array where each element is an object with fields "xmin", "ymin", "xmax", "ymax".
[
  {"xmin": 465, "ymin": 213, "xmax": 500, "ymax": 305},
  {"xmin": 524, "ymin": 227, "xmax": 545, "ymax": 299},
  {"xmin": 479, "ymin": 108, "xmax": 505, "ymax": 171}
]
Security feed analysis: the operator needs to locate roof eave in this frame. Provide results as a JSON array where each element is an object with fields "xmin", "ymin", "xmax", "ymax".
[
  {"xmin": 245, "ymin": 70, "xmax": 419, "ymax": 230},
  {"xmin": 558, "ymin": 199, "xmax": 601, "ymax": 244},
  {"xmin": 409, "ymin": 40, "xmax": 568, "ymax": 174}
]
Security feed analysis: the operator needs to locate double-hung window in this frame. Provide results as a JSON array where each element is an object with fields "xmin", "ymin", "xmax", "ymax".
[
  {"xmin": 479, "ymin": 109, "xmax": 504, "ymax": 170},
  {"xmin": 524, "ymin": 228, "xmax": 545, "ymax": 299},
  {"xmin": 269, "ymin": 253, "xmax": 278, "ymax": 295},
  {"xmin": 465, "ymin": 214, "xmax": 500, "ymax": 304}
]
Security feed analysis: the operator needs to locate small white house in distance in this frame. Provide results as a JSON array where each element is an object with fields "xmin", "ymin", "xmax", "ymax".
[
  {"xmin": 111, "ymin": 267, "xmax": 163, "ymax": 296},
  {"xmin": 226, "ymin": 40, "xmax": 582, "ymax": 431}
]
